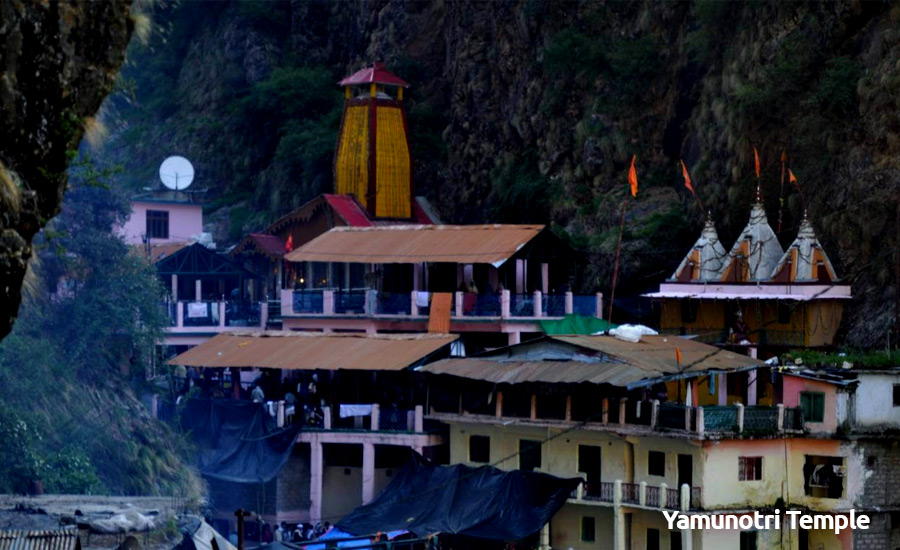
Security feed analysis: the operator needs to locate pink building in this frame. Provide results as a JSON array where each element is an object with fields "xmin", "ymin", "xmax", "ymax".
[{"xmin": 119, "ymin": 193, "xmax": 203, "ymax": 245}]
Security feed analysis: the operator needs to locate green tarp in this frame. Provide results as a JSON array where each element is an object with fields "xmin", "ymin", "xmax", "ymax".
[{"xmin": 539, "ymin": 314, "xmax": 617, "ymax": 335}]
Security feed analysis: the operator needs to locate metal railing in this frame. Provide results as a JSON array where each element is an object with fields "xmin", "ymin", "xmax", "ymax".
[
  {"xmin": 645, "ymin": 485, "xmax": 660, "ymax": 507},
  {"xmin": 691, "ymin": 487, "xmax": 702, "ymax": 510},
  {"xmin": 666, "ymin": 488, "xmax": 681, "ymax": 509},
  {"xmin": 509, "ymin": 294, "xmax": 534, "ymax": 317},
  {"xmin": 335, "ymin": 289, "xmax": 367, "ymax": 314},
  {"xmin": 621, "ymin": 483, "xmax": 639, "ymax": 504},
  {"xmin": 294, "ymin": 289, "xmax": 324, "ymax": 314},
  {"xmin": 225, "ymin": 301, "xmax": 261, "ymax": 327},
  {"xmin": 543, "ymin": 294, "xmax": 567, "ymax": 316},
  {"xmin": 378, "ymin": 408, "xmax": 413, "ymax": 431},
  {"xmin": 658, "ymin": 403, "xmax": 689, "ymax": 430},
  {"xmin": 376, "ymin": 292, "xmax": 412, "ymax": 315},
  {"xmin": 181, "ymin": 301, "xmax": 219, "ymax": 327}
]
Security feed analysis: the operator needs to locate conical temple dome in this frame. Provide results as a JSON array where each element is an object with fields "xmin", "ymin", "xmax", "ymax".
[
  {"xmin": 670, "ymin": 216, "xmax": 727, "ymax": 282},
  {"xmin": 770, "ymin": 214, "xmax": 838, "ymax": 282},
  {"xmin": 719, "ymin": 202, "xmax": 784, "ymax": 282}
]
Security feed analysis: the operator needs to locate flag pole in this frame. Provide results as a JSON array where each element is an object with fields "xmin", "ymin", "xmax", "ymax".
[{"xmin": 607, "ymin": 193, "xmax": 630, "ymax": 326}]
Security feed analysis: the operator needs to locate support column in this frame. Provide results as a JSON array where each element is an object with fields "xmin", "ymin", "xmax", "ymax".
[
  {"xmin": 565, "ymin": 396, "xmax": 572, "ymax": 422},
  {"xmin": 681, "ymin": 528, "xmax": 693, "ymax": 550},
  {"xmin": 455, "ymin": 292, "xmax": 464, "ymax": 317},
  {"xmin": 650, "ymin": 400, "xmax": 659, "ymax": 429},
  {"xmin": 619, "ymin": 398, "xmax": 627, "ymax": 426},
  {"xmin": 541, "ymin": 263, "xmax": 549, "ymax": 294},
  {"xmin": 501, "ymin": 290, "xmax": 511, "ymax": 318},
  {"xmin": 533, "ymin": 290, "xmax": 543, "ymax": 318},
  {"xmin": 717, "ymin": 373, "xmax": 728, "ymax": 406},
  {"xmin": 309, "ymin": 438, "xmax": 323, "ymax": 523},
  {"xmin": 171, "ymin": 274, "xmax": 179, "ymax": 302},
  {"xmin": 539, "ymin": 522, "xmax": 550, "ymax": 550},
  {"xmin": 410, "ymin": 290, "xmax": 419, "ymax": 316},
  {"xmin": 596, "ymin": 292, "xmax": 604, "ymax": 319},
  {"xmin": 564, "ymin": 291, "xmax": 573, "ymax": 314},
  {"xmin": 748, "ymin": 371, "xmax": 758, "ymax": 405},
  {"xmin": 414, "ymin": 405, "xmax": 424, "ymax": 433},
  {"xmin": 776, "ymin": 404, "xmax": 785, "ymax": 433},
  {"xmin": 362, "ymin": 442, "xmax": 376, "ymax": 504},
  {"xmin": 323, "ymin": 290, "xmax": 334, "ymax": 315},
  {"xmin": 219, "ymin": 302, "xmax": 226, "ymax": 328},
  {"xmin": 495, "ymin": 391, "xmax": 504, "ymax": 418},
  {"xmin": 612, "ymin": 480, "xmax": 626, "ymax": 550},
  {"xmin": 195, "ymin": 279, "xmax": 202, "ymax": 301},
  {"xmin": 530, "ymin": 394, "xmax": 538, "ymax": 420},
  {"xmin": 370, "ymin": 403, "xmax": 380, "ymax": 431},
  {"xmin": 176, "ymin": 302, "xmax": 184, "ymax": 328},
  {"xmin": 736, "ymin": 402, "xmax": 745, "ymax": 433},
  {"xmin": 260, "ymin": 301, "xmax": 269, "ymax": 328},
  {"xmin": 508, "ymin": 331, "xmax": 521, "ymax": 346}
]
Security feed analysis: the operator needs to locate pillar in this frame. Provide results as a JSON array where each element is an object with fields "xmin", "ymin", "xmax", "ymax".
[
  {"xmin": 680, "ymin": 483, "xmax": 690, "ymax": 512},
  {"xmin": 696, "ymin": 407, "xmax": 705, "ymax": 435},
  {"xmin": 176, "ymin": 302, "xmax": 184, "ymax": 328},
  {"xmin": 748, "ymin": 371, "xmax": 758, "ymax": 405},
  {"xmin": 541, "ymin": 263, "xmax": 549, "ymax": 294},
  {"xmin": 508, "ymin": 331, "xmax": 521, "ymax": 346},
  {"xmin": 370, "ymin": 403, "xmax": 380, "ymax": 431},
  {"xmin": 195, "ymin": 279, "xmax": 202, "ymax": 301},
  {"xmin": 565, "ymin": 291, "xmax": 573, "ymax": 314},
  {"xmin": 323, "ymin": 290, "xmax": 334, "ymax": 315},
  {"xmin": 681, "ymin": 528, "xmax": 693, "ymax": 550},
  {"xmin": 414, "ymin": 405, "xmax": 424, "ymax": 433},
  {"xmin": 717, "ymin": 373, "xmax": 728, "ymax": 406},
  {"xmin": 410, "ymin": 290, "xmax": 419, "ymax": 316},
  {"xmin": 612, "ymin": 480, "xmax": 626, "ymax": 550},
  {"xmin": 539, "ymin": 522, "xmax": 550, "ymax": 550},
  {"xmin": 281, "ymin": 288, "xmax": 294, "ymax": 316},
  {"xmin": 619, "ymin": 398, "xmax": 627, "ymax": 426},
  {"xmin": 660, "ymin": 482, "xmax": 669, "ymax": 508},
  {"xmin": 260, "ymin": 301, "xmax": 269, "ymax": 328},
  {"xmin": 276, "ymin": 401, "xmax": 285, "ymax": 427},
  {"xmin": 602, "ymin": 398, "xmax": 609, "ymax": 424},
  {"xmin": 309, "ymin": 439, "xmax": 323, "ymax": 523},
  {"xmin": 530, "ymin": 394, "xmax": 537, "ymax": 420},
  {"xmin": 501, "ymin": 290, "xmax": 511, "ymax": 318},
  {"xmin": 736, "ymin": 402, "xmax": 745, "ymax": 433},
  {"xmin": 496, "ymin": 391, "xmax": 504, "ymax": 418},
  {"xmin": 362, "ymin": 442, "xmax": 375, "ymax": 504},
  {"xmin": 596, "ymin": 292, "xmax": 604, "ymax": 319},
  {"xmin": 455, "ymin": 291, "xmax": 464, "ymax": 317},
  {"xmin": 650, "ymin": 400, "xmax": 659, "ymax": 429},
  {"xmin": 171, "ymin": 274, "xmax": 179, "ymax": 302},
  {"xmin": 219, "ymin": 302, "xmax": 226, "ymax": 327},
  {"xmin": 533, "ymin": 290, "xmax": 542, "ymax": 318},
  {"xmin": 322, "ymin": 406, "xmax": 332, "ymax": 430},
  {"xmin": 776, "ymin": 404, "xmax": 785, "ymax": 433},
  {"xmin": 639, "ymin": 481, "xmax": 647, "ymax": 506},
  {"xmin": 565, "ymin": 395, "xmax": 572, "ymax": 422}
]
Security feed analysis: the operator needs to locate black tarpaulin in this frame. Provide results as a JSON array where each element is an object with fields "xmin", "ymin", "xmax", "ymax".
[
  {"xmin": 180, "ymin": 398, "xmax": 302, "ymax": 483},
  {"xmin": 336, "ymin": 453, "xmax": 582, "ymax": 540}
]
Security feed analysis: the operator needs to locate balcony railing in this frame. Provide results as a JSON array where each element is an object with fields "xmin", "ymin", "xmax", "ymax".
[
  {"xmin": 283, "ymin": 288, "xmax": 605, "ymax": 321},
  {"xmin": 163, "ymin": 300, "xmax": 267, "ymax": 331},
  {"xmin": 569, "ymin": 481, "xmax": 702, "ymax": 511}
]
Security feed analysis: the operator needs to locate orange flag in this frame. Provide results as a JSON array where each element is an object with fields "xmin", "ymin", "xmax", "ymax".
[
  {"xmin": 628, "ymin": 155, "xmax": 638, "ymax": 197},
  {"xmin": 780, "ymin": 149, "xmax": 787, "ymax": 163},
  {"xmin": 675, "ymin": 347, "xmax": 683, "ymax": 368},
  {"xmin": 788, "ymin": 169, "xmax": 798, "ymax": 184},
  {"xmin": 754, "ymin": 147, "xmax": 761, "ymax": 178},
  {"xmin": 681, "ymin": 160, "xmax": 695, "ymax": 195},
  {"xmin": 285, "ymin": 234, "xmax": 294, "ymax": 252}
]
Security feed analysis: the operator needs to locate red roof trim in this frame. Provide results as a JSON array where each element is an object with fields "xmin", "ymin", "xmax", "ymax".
[
  {"xmin": 323, "ymin": 194, "xmax": 374, "ymax": 227},
  {"xmin": 338, "ymin": 62, "xmax": 410, "ymax": 88}
]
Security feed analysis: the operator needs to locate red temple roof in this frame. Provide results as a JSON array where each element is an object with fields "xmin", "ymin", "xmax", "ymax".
[{"xmin": 338, "ymin": 62, "xmax": 409, "ymax": 88}]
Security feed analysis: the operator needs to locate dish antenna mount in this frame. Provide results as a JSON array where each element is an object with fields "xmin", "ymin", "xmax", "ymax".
[{"xmin": 159, "ymin": 156, "xmax": 195, "ymax": 191}]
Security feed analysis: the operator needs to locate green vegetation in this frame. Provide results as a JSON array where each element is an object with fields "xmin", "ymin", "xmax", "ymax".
[
  {"xmin": 487, "ymin": 151, "xmax": 560, "ymax": 224},
  {"xmin": 786, "ymin": 349, "xmax": 900, "ymax": 369},
  {"xmin": 0, "ymin": 159, "xmax": 201, "ymax": 496}
]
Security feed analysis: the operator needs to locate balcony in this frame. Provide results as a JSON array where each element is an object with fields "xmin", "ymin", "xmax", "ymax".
[
  {"xmin": 284, "ymin": 288, "xmax": 603, "ymax": 321},
  {"xmin": 429, "ymin": 396, "xmax": 805, "ymax": 439},
  {"xmin": 568, "ymin": 479, "xmax": 702, "ymax": 511},
  {"xmin": 162, "ymin": 300, "xmax": 268, "ymax": 332}
]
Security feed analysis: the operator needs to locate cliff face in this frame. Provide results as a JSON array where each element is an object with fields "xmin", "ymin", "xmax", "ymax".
[
  {"xmin": 101, "ymin": 0, "xmax": 900, "ymax": 346},
  {"xmin": 0, "ymin": 0, "xmax": 133, "ymax": 339}
]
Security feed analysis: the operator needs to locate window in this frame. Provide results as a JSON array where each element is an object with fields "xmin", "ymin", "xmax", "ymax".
[
  {"xmin": 580, "ymin": 516, "xmax": 595, "ymax": 543},
  {"xmin": 777, "ymin": 302, "xmax": 792, "ymax": 324},
  {"xmin": 646, "ymin": 528, "xmax": 659, "ymax": 550},
  {"xmin": 469, "ymin": 435, "xmax": 490, "ymax": 463},
  {"xmin": 804, "ymin": 455, "xmax": 845, "ymax": 498},
  {"xmin": 670, "ymin": 532, "xmax": 682, "ymax": 550},
  {"xmin": 739, "ymin": 531, "xmax": 757, "ymax": 550},
  {"xmin": 519, "ymin": 439, "xmax": 541, "ymax": 471},
  {"xmin": 648, "ymin": 451, "xmax": 665, "ymax": 477},
  {"xmin": 738, "ymin": 457, "xmax": 763, "ymax": 481},
  {"xmin": 893, "ymin": 385, "xmax": 900, "ymax": 407},
  {"xmin": 146, "ymin": 210, "xmax": 169, "ymax": 239},
  {"xmin": 799, "ymin": 392, "xmax": 825, "ymax": 422}
]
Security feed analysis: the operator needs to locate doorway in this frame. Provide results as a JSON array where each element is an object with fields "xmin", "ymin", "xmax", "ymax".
[{"xmin": 677, "ymin": 454, "xmax": 693, "ymax": 488}]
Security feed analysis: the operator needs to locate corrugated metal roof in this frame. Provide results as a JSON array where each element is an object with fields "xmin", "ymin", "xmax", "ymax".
[
  {"xmin": 0, "ymin": 530, "xmax": 80, "ymax": 550},
  {"xmin": 419, "ymin": 335, "xmax": 761, "ymax": 388},
  {"xmin": 146, "ymin": 242, "xmax": 190, "ymax": 264},
  {"xmin": 168, "ymin": 331, "xmax": 457, "ymax": 371},
  {"xmin": 229, "ymin": 233, "xmax": 286, "ymax": 260},
  {"xmin": 284, "ymin": 224, "xmax": 545, "ymax": 265}
]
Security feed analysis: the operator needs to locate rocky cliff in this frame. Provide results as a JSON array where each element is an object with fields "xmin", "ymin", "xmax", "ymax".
[
  {"xmin": 0, "ymin": 0, "xmax": 133, "ymax": 339},
  {"xmin": 100, "ymin": 0, "xmax": 900, "ymax": 346}
]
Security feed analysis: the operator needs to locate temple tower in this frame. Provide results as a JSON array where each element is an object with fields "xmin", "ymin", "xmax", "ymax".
[{"xmin": 334, "ymin": 63, "xmax": 413, "ymax": 219}]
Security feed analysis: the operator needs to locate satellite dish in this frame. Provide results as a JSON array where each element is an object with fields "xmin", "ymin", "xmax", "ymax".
[{"xmin": 159, "ymin": 156, "xmax": 195, "ymax": 191}]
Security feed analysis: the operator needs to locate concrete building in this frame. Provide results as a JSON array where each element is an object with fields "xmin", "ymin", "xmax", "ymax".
[{"xmin": 418, "ymin": 335, "xmax": 900, "ymax": 550}]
